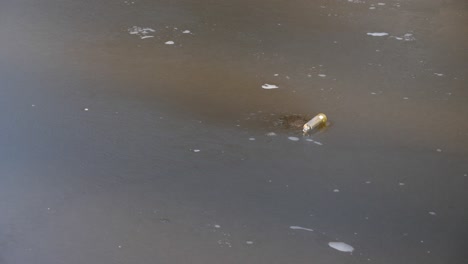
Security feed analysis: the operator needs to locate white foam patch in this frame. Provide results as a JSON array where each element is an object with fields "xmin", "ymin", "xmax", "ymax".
[
  {"xmin": 429, "ymin": 211, "xmax": 436, "ymax": 216},
  {"xmin": 318, "ymin": 74, "xmax": 327, "ymax": 77},
  {"xmin": 377, "ymin": 3, "xmax": 386, "ymax": 5},
  {"xmin": 328, "ymin": 242, "xmax": 354, "ymax": 252},
  {"xmin": 262, "ymin": 84, "xmax": 279, "ymax": 89},
  {"xmin": 165, "ymin": 41, "xmax": 175, "ymax": 45},
  {"xmin": 288, "ymin": 137, "xmax": 300, "ymax": 141},
  {"xmin": 182, "ymin": 30, "xmax": 191, "ymax": 34},
  {"xmin": 249, "ymin": 137, "xmax": 256, "ymax": 141},
  {"xmin": 434, "ymin": 73, "xmax": 444, "ymax": 77},
  {"xmin": 313, "ymin": 141, "xmax": 323, "ymax": 145},
  {"xmin": 140, "ymin": 35, "xmax": 154, "ymax": 39},
  {"xmin": 290, "ymin": 226, "xmax": 313, "ymax": 232},
  {"xmin": 333, "ymin": 189, "xmax": 340, "ymax": 192},
  {"xmin": 246, "ymin": 241, "xmax": 254, "ymax": 245},
  {"xmin": 193, "ymin": 149, "xmax": 200, "ymax": 153},
  {"xmin": 266, "ymin": 132, "xmax": 277, "ymax": 136},
  {"xmin": 214, "ymin": 224, "xmax": 221, "ymax": 228},
  {"xmin": 367, "ymin": 32, "xmax": 389, "ymax": 37}
]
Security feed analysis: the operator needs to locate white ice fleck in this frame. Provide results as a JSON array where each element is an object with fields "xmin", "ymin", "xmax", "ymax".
[
  {"xmin": 262, "ymin": 84, "xmax": 279, "ymax": 89},
  {"xmin": 84, "ymin": 108, "xmax": 89, "ymax": 111},
  {"xmin": 288, "ymin": 137, "xmax": 300, "ymax": 141},
  {"xmin": 434, "ymin": 73, "xmax": 444, "ymax": 77},
  {"xmin": 246, "ymin": 241, "xmax": 254, "ymax": 245},
  {"xmin": 318, "ymin": 74, "xmax": 327, "ymax": 77},
  {"xmin": 140, "ymin": 35, "xmax": 154, "ymax": 39},
  {"xmin": 289, "ymin": 226, "xmax": 314, "ymax": 232},
  {"xmin": 214, "ymin": 224, "xmax": 221, "ymax": 228},
  {"xmin": 249, "ymin": 137, "xmax": 256, "ymax": 141},
  {"xmin": 118, "ymin": 245, "xmax": 122, "ymax": 248},
  {"xmin": 333, "ymin": 189, "xmax": 340, "ymax": 193},
  {"xmin": 266, "ymin": 132, "xmax": 277, "ymax": 136},
  {"xmin": 182, "ymin": 30, "xmax": 191, "ymax": 34},
  {"xmin": 403, "ymin": 97, "xmax": 409, "ymax": 100},
  {"xmin": 367, "ymin": 32, "xmax": 389, "ymax": 37},
  {"xmin": 165, "ymin": 41, "xmax": 175, "ymax": 45},
  {"xmin": 274, "ymin": 74, "xmax": 279, "ymax": 76},
  {"xmin": 328, "ymin": 242, "xmax": 354, "ymax": 252},
  {"xmin": 31, "ymin": 104, "xmax": 36, "ymax": 107},
  {"xmin": 428, "ymin": 211, "xmax": 436, "ymax": 216},
  {"xmin": 193, "ymin": 149, "xmax": 201, "ymax": 153}
]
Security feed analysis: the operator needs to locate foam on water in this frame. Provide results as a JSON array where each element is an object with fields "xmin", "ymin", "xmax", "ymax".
[
  {"xmin": 289, "ymin": 226, "xmax": 313, "ymax": 232},
  {"xmin": 328, "ymin": 242, "xmax": 354, "ymax": 252},
  {"xmin": 288, "ymin": 137, "xmax": 300, "ymax": 141},
  {"xmin": 165, "ymin": 41, "xmax": 175, "ymax": 45}
]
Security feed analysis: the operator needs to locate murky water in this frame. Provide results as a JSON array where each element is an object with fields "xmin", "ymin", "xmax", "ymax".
[{"xmin": 1, "ymin": 0, "xmax": 467, "ymax": 263}]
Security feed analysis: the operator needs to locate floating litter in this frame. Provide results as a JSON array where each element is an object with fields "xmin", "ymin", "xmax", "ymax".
[
  {"xmin": 328, "ymin": 242, "xmax": 354, "ymax": 252},
  {"xmin": 303, "ymin": 113, "xmax": 327, "ymax": 133}
]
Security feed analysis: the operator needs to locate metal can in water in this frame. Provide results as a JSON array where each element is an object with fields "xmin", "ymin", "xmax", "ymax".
[{"xmin": 303, "ymin": 113, "xmax": 327, "ymax": 133}]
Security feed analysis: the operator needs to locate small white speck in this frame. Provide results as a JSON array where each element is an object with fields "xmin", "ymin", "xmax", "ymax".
[
  {"xmin": 313, "ymin": 141, "xmax": 323, "ymax": 146},
  {"xmin": 165, "ymin": 41, "xmax": 175, "ymax": 45},
  {"xmin": 399, "ymin": 182, "xmax": 405, "ymax": 186},
  {"xmin": 118, "ymin": 245, "xmax": 122, "ymax": 248},
  {"xmin": 403, "ymin": 97, "xmax": 409, "ymax": 100},
  {"xmin": 434, "ymin": 73, "xmax": 444, "ymax": 77},
  {"xmin": 427, "ymin": 250, "xmax": 431, "ymax": 254},
  {"xmin": 429, "ymin": 211, "xmax": 436, "ymax": 216},
  {"xmin": 193, "ymin": 149, "xmax": 200, "ymax": 153},
  {"xmin": 140, "ymin": 35, "xmax": 154, "ymax": 39},
  {"xmin": 436, "ymin": 148, "xmax": 442, "ymax": 152},
  {"xmin": 318, "ymin": 74, "xmax": 327, "ymax": 77},
  {"xmin": 47, "ymin": 207, "xmax": 50, "ymax": 210},
  {"xmin": 249, "ymin": 137, "xmax": 256, "ymax": 141},
  {"xmin": 31, "ymin": 104, "xmax": 36, "ymax": 107},
  {"xmin": 333, "ymin": 189, "xmax": 340, "ymax": 193},
  {"xmin": 84, "ymin": 108, "xmax": 89, "ymax": 111},
  {"xmin": 464, "ymin": 173, "xmax": 467, "ymax": 177},
  {"xmin": 214, "ymin": 224, "xmax": 221, "ymax": 228},
  {"xmin": 288, "ymin": 137, "xmax": 300, "ymax": 141},
  {"xmin": 365, "ymin": 181, "xmax": 371, "ymax": 184},
  {"xmin": 274, "ymin": 73, "xmax": 279, "ymax": 76},
  {"xmin": 420, "ymin": 240, "xmax": 424, "ymax": 243},
  {"xmin": 377, "ymin": 3, "xmax": 386, "ymax": 5},
  {"xmin": 266, "ymin": 132, "xmax": 277, "ymax": 136},
  {"xmin": 182, "ymin": 30, "xmax": 191, "ymax": 34},
  {"xmin": 369, "ymin": 6, "xmax": 376, "ymax": 9},
  {"xmin": 246, "ymin": 241, "xmax": 254, "ymax": 245}
]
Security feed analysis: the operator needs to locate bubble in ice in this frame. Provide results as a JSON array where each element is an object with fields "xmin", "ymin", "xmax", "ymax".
[
  {"xmin": 165, "ymin": 41, "xmax": 175, "ymax": 45},
  {"xmin": 262, "ymin": 84, "xmax": 279, "ymax": 89},
  {"xmin": 328, "ymin": 242, "xmax": 354, "ymax": 252},
  {"xmin": 288, "ymin": 137, "xmax": 300, "ymax": 141},
  {"xmin": 289, "ymin": 226, "xmax": 314, "ymax": 232},
  {"xmin": 367, "ymin": 32, "xmax": 389, "ymax": 37}
]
